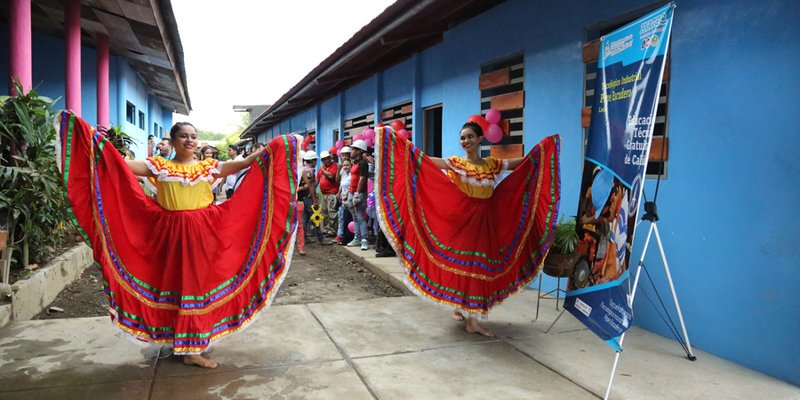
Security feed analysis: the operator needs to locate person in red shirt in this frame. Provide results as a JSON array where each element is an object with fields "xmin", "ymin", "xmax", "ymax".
[{"xmin": 316, "ymin": 150, "xmax": 339, "ymax": 237}]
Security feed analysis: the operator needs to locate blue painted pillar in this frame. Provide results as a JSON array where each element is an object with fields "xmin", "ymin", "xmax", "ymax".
[
  {"xmin": 96, "ymin": 34, "xmax": 110, "ymax": 129},
  {"xmin": 315, "ymin": 103, "xmax": 324, "ymax": 149},
  {"xmin": 339, "ymin": 93, "xmax": 344, "ymax": 139},
  {"xmin": 411, "ymin": 53, "xmax": 422, "ymax": 142},
  {"xmin": 117, "ymin": 61, "xmax": 126, "ymax": 128},
  {"xmin": 374, "ymin": 71, "xmax": 383, "ymax": 127}
]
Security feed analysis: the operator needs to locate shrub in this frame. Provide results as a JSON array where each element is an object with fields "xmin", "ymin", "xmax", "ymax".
[{"xmin": 0, "ymin": 83, "xmax": 72, "ymax": 271}]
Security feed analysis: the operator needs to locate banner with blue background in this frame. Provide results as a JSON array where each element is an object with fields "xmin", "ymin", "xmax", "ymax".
[{"xmin": 564, "ymin": 3, "xmax": 674, "ymax": 351}]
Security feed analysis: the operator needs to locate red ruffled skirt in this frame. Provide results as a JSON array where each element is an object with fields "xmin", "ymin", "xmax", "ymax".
[
  {"xmin": 57, "ymin": 112, "xmax": 300, "ymax": 354},
  {"xmin": 375, "ymin": 129, "xmax": 561, "ymax": 315}
]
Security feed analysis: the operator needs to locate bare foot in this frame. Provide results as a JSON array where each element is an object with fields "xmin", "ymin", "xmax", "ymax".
[
  {"xmin": 183, "ymin": 354, "xmax": 218, "ymax": 369},
  {"xmin": 465, "ymin": 318, "xmax": 495, "ymax": 337},
  {"xmin": 452, "ymin": 310, "xmax": 465, "ymax": 321}
]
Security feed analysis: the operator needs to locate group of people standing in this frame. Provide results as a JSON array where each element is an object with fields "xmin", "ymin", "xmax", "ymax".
[
  {"xmin": 295, "ymin": 138, "xmax": 396, "ymax": 257},
  {"xmin": 57, "ymin": 111, "xmax": 559, "ymax": 370}
]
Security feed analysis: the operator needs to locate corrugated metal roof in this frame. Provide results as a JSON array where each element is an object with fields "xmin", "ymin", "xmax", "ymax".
[{"xmin": 241, "ymin": 0, "xmax": 504, "ymax": 138}]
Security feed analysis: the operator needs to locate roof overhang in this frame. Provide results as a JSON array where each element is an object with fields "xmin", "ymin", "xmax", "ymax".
[
  {"xmin": 241, "ymin": 0, "xmax": 504, "ymax": 139},
  {"xmin": 1, "ymin": 0, "xmax": 191, "ymax": 114}
]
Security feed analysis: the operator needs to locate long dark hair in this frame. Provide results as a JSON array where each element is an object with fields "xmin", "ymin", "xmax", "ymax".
[
  {"xmin": 200, "ymin": 145, "xmax": 216, "ymax": 160},
  {"xmin": 169, "ymin": 122, "xmax": 196, "ymax": 140},
  {"xmin": 461, "ymin": 121, "xmax": 483, "ymax": 137}
]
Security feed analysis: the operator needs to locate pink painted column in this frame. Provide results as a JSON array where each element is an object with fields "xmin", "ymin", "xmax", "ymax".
[
  {"xmin": 65, "ymin": 0, "xmax": 81, "ymax": 115},
  {"xmin": 8, "ymin": 0, "xmax": 32, "ymax": 95},
  {"xmin": 96, "ymin": 34, "xmax": 110, "ymax": 129}
]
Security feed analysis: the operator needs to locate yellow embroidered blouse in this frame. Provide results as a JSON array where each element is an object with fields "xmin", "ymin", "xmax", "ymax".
[
  {"xmin": 445, "ymin": 156, "xmax": 509, "ymax": 199},
  {"xmin": 145, "ymin": 157, "xmax": 221, "ymax": 211}
]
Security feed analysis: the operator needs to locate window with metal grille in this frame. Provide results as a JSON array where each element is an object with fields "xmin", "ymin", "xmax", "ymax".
[
  {"xmin": 381, "ymin": 101, "xmax": 413, "ymax": 135},
  {"xmin": 479, "ymin": 54, "xmax": 525, "ymax": 159},
  {"xmin": 126, "ymin": 101, "xmax": 135, "ymax": 124},
  {"xmin": 342, "ymin": 112, "xmax": 375, "ymax": 142},
  {"xmin": 138, "ymin": 111, "xmax": 145, "ymax": 130}
]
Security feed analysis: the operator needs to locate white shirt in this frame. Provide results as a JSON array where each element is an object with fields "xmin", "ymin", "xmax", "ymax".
[
  {"xmin": 339, "ymin": 169, "xmax": 351, "ymax": 199},
  {"xmin": 225, "ymin": 154, "xmax": 244, "ymax": 190}
]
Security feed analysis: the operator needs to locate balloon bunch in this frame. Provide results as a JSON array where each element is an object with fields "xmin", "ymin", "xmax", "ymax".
[
  {"xmin": 466, "ymin": 108, "xmax": 504, "ymax": 144},
  {"xmin": 353, "ymin": 127, "xmax": 377, "ymax": 147},
  {"xmin": 333, "ymin": 134, "xmax": 357, "ymax": 158},
  {"xmin": 373, "ymin": 120, "xmax": 412, "ymax": 141},
  {"xmin": 388, "ymin": 119, "xmax": 411, "ymax": 141},
  {"xmin": 301, "ymin": 134, "xmax": 315, "ymax": 151}
]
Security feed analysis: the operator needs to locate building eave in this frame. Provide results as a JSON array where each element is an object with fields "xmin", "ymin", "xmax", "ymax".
[
  {"xmin": 241, "ymin": 0, "xmax": 504, "ymax": 139},
  {"xmin": 1, "ymin": 0, "xmax": 191, "ymax": 114}
]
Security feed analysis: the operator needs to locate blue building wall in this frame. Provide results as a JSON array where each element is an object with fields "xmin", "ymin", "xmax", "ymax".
[
  {"xmin": 290, "ymin": 107, "xmax": 316, "ymax": 135},
  {"xmin": 118, "ymin": 61, "xmax": 150, "ymax": 158},
  {"xmin": 259, "ymin": 0, "xmax": 800, "ymax": 385},
  {"xmin": 629, "ymin": 0, "xmax": 800, "ymax": 385},
  {"xmin": 318, "ymin": 94, "xmax": 343, "ymax": 152},
  {"xmin": 343, "ymin": 75, "xmax": 377, "ymax": 119},
  {"xmin": 1, "ymin": 23, "xmax": 177, "ymax": 160},
  {"xmin": 382, "ymin": 59, "xmax": 413, "ymax": 109}
]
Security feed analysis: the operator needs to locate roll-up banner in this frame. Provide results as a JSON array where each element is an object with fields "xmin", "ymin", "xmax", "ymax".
[{"xmin": 564, "ymin": 3, "xmax": 675, "ymax": 350}]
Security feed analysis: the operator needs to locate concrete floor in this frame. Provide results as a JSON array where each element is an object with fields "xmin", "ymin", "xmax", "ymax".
[{"xmin": 0, "ymin": 248, "xmax": 798, "ymax": 399}]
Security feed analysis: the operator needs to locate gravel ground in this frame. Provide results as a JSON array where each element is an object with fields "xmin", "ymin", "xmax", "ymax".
[{"xmin": 33, "ymin": 241, "xmax": 402, "ymax": 320}]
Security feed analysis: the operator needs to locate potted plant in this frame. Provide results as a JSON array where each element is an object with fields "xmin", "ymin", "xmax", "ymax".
[
  {"xmin": 543, "ymin": 216, "xmax": 580, "ymax": 277},
  {"xmin": 101, "ymin": 125, "xmax": 136, "ymax": 157}
]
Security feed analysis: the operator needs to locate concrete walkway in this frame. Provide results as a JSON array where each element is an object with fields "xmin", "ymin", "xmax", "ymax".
[{"xmin": 0, "ymin": 247, "xmax": 797, "ymax": 400}]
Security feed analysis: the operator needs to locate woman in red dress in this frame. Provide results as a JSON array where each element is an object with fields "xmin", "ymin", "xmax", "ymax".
[
  {"xmin": 57, "ymin": 112, "xmax": 301, "ymax": 368},
  {"xmin": 375, "ymin": 121, "xmax": 560, "ymax": 336}
]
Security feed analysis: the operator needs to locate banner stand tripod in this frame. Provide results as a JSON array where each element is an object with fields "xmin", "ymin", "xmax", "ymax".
[{"xmin": 544, "ymin": 201, "xmax": 696, "ymax": 400}]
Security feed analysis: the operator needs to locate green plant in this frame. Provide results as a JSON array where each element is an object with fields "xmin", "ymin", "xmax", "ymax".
[
  {"xmin": 552, "ymin": 216, "xmax": 579, "ymax": 254},
  {"xmin": 0, "ymin": 82, "xmax": 71, "ymax": 270},
  {"xmin": 103, "ymin": 125, "xmax": 135, "ymax": 157}
]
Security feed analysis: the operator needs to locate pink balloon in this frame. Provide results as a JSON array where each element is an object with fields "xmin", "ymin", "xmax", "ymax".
[
  {"xmin": 363, "ymin": 128, "xmax": 376, "ymax": 140},
  {"xmin": 367, "ymin": 179, "xmax": 374, "ymax": 193},
  {"xmin": 353, "ymin": 134, "xmax": 364, "ymax": 141},
  {"xmin": 348, "ymin": 221, "xmax": 355, "ymax": 233},
  {"xmin": 335, "ymin": 140, "xmax": 344, "ymax": 150},
  {"xmin": 485, "ymin": 123, "xmax": 503, "ymax": 143},
  {"xmin": 365, "ymin": 137, "xmax": 375, "ymax": 148},
  {"xmin": 485, "ymin": 108, "xmax": 502, "ymax": 124},
  {"xmin": 397, "ymin": 129, "xmax": 408, "ymax": 140}
]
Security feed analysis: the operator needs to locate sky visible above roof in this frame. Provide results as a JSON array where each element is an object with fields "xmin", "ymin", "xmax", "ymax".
[{"xmin": 170, "ymin": 0, "xmax": 395, "ymax": 134}]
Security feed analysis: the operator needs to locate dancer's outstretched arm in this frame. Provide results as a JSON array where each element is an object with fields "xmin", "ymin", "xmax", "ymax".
[
  {"xmin": 505, "ymin": 157, "xmax": 526, "ymax": 170},
  {"xmin": 428, "ymin": 157, "xmax": 451, "ymax": 171},
  {"xmin": 125, "ymin": 160, "xmax": 154, "ymax": 177},
  {"xmin": 217, "ymin": 151, "xmax": 261, "ymax": 177},
  {"xmin": 429, "ymin": 156, "xmax": 525, "ymax": 171}
]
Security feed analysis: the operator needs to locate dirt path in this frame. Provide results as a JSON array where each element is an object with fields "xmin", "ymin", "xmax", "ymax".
[{"xmin": 33, "ymin": 242, "xmax": 402, "ymax": 320}]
